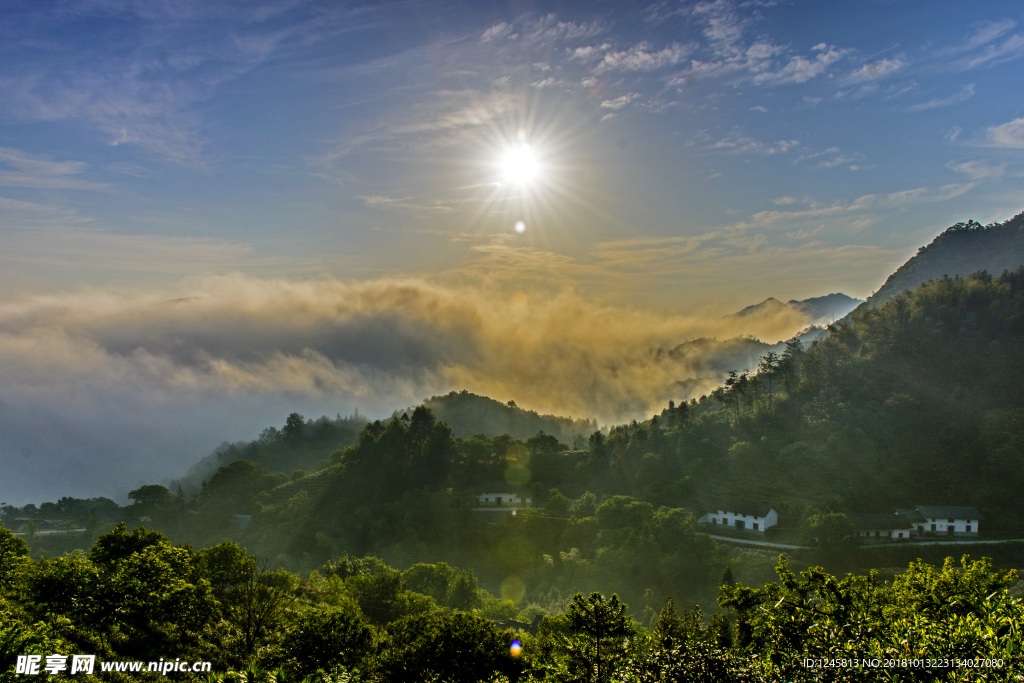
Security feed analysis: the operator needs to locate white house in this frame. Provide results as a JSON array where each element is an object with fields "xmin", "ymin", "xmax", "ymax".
[
  {"xmin": 698, "ymin": 502, "xmax": 777, "ymax": 533},
  {"xmin": 847, "ymin": 513, "xmax": 914, "ymax": 541},
  {"xmin": 475, "ymin": 493, "xmax": 532, "ymax": 508},
  {"xmin": 914, "ymin": 506, "xmax": 981, "ymax": 536}
]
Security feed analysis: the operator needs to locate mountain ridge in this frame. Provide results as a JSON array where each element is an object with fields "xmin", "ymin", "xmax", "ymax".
[{"xmin": 863, "ymin": 210, "xmax": 1024, "ymax": 310}]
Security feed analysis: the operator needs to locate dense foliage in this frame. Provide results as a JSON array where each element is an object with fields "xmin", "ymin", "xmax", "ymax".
[{"xmin": 1, "ymin": 523, "xmax": 1020, "ymax": 682}]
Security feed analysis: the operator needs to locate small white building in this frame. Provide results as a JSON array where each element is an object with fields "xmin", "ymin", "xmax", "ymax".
[
  {"xmin": 475, "ymin": 493, "xmax": 532, "ymax": 508},
  {"xmin": 698, "ymin": 502, "xmax": 777, "ymax": 533},
  {"xmin": 847, "ymin": 513, "xmax": 914, "ymax": 541},
  {"xmin": 914, "ymin": 506, "xmax": 981, "ymax": 536}
]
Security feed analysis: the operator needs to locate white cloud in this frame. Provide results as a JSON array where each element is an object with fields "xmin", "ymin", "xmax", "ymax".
[
  {"xmin": 600, "ymin": 94, "xmax": 640, "ymax": 110},
  {"xmin": 980, "ymin": 117, "xmax": 1024, "ymax": 148},
  {"xmin": 707, "ymin": 131, "xmax": 802, "ymax": 155},
  {"xmin": 595, "ymin": 42, "xmax": 691, "ymax": 72},
  {"xmin": 843, "ymin": 56, "xmax": 909, "ymax": 83},
  {"xmin": 358, "ymin": 194, "xmax": 453, "ymax": 214},
  {"xmin": 753, "ymin": 46, "xmax": 848, "ymax": 85},
  {"xmin": 946, "ymin": 160, "xmax": 1005, "ymax": 180},
  {"xmin": 481, "ymin": 22, "xmax": 516, "ymax": 42},
  {"xmin": 520, "ymin": 14, "xmax": 605, "ymax": 44},
  {"xmin": 0, "ymin": 147, "xmax": 108, "ymax": 190},
  {"xmin": 907, "ymin": 84, "xmax": 976, "ymax": 111},
  {"xmin": 940, "ymin": 20, "xmax": 1024, "ymax": 70},
  {"xmin": 942, "ymin": 20, "xmax": 1017, "ymax": 54},
  {"xmin": 745, "ymin": 181, "xmax": 976, "ymax": 229},
  {"xmin": 955, "ymin": 33, "xmax": 1024, "ymax": 70}
]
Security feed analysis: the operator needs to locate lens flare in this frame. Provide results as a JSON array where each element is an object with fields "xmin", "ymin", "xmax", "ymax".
[{"xmin": 510, "ymin": 640, "xmax": 523, "ymax": 657}]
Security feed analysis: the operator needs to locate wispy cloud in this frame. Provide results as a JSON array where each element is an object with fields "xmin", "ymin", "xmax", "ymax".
[
  {"xmin": 979, "ymin": 117, "xmax": 1024, "ymax": 148},
  {"xmin": 940, "ymin": 19, "xmax": 1017, "ymax": 54},
  {"xmin": 742, "ymin": 182, "xmax": 976, "ymax": 230},
  {"xmin": 753, "ymin": 46, "xmax": 849, "ymax": 85},
  {"xmin": 577, "ymin": 42, "xmax": 692, "ymax": 72},
  {"xmin": 480, "ymin": 14, "xmax": 606, "ymax": 45},
  {"xmin": 0, "ymin": 147, "xmax": 107, "ymax": 190},
  {"xmin": 907, "ymin": 83, "xmax": 976, "ymax": 111},
  {"xmin": 359, "ymin": 194, "xmax": 454, "ymax": 214},
  {"xmin": 704, "ymin": 130, "xmax": 802, "ymax": 155},
  {"xmin": 978, "ymin": 116, "xmax": 1024, "ymax": 148},
  {"xmin": 0, "ymin": 1, "xmax": 345, "ymax": 162},
  {"xmin": 947, "ymin": 160, "xmax": 1005, "ymax": 180},
  {"xmin": 942, "ymin": 20, "xmax": 1024, "ymax": 70},
  {"xmin": 843, "ymin": 56, "xmax": 909, "ymax": 84}
]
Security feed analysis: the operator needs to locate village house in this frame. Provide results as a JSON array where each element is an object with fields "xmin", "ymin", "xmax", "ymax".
[
  {"xmin": 698, "ymin": 502, "xmax": 777, "ymax": 533},
  {"xmin": 913, "ymin": 506, "xmax": 981, "ymax": 536},
  {"xmin": 471, "ymin": 489, "xmax": 535, "ymax": 523},
  {"xmin": 847, "ymin": 513, "xmax": 914, "ymax": 541},
  {"xmin": 474, "ymin": 493, "xmax": 532, "ymax": 508}
]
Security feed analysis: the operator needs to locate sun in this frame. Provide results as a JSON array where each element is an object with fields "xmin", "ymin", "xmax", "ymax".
[{"xmin": 501, "ymin": 143, "xmax": 539, "ymax": 185}]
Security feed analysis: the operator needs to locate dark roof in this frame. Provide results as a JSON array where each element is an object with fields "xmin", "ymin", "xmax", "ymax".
[
  {"xmin": 708, "ymin": 501, "xmax": 774, "ymax": 518},
  {"xmin": 847, "ymin": 513, "xmax": 913, "ymax": 531},
  {"xmin": 916, "ymin": 506, "xmax": 983, "ymax": 520},
  {"xmin": 895, "ymin": 509, "xmax": 925, "ymax": 524}
]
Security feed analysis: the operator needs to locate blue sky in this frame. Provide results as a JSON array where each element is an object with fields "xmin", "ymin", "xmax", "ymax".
[
  {"xmin": 2, "ymin": 0, "xmax": 1022, "ymax": 305},
  {"xmin": 2, "ymin": 0, "xmax": 1024, "ymax": 502}
]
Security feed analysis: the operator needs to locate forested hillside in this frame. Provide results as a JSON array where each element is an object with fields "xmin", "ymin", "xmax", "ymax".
[
  {"xmin": 5, "ymin": 269, "xmax": 1024, "ymax": 681},
  {"xmin": 864, "ymin": 210, "xmax": 1024, "ymax": 308},
  {"xmin": 413, "ymin": 391, "xmax": 598, "ymax": 444},
  {"xmin": 8, "ymin": 269, "xmax": 1024, "ymax": 616}
]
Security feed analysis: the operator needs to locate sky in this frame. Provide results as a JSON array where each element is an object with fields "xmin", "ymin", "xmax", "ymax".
[{"xmin": 2, "ymin": 0, "xmax": 1023, "ymax": 503}]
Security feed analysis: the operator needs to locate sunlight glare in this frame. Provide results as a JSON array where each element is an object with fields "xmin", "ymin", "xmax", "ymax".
[{"xmin": 501, "ymin": 144, "xmax": 538, "ymax": 185}]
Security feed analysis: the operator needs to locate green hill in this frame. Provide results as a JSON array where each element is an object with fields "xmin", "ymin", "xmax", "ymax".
[
  {"xmin": 864, "ymin": 210, "xmax": 1024, "ymax": 308},
  {"xmin": 406, "ymin": 390, "xmax": 598, "ymax": 444}
]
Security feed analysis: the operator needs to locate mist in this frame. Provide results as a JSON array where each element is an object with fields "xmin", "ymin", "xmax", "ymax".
[{"xmin": 0, "ymin": 274, "xmax": 814, "ymax": 505}]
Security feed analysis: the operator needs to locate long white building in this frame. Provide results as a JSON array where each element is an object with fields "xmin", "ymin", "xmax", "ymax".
[{"xmin": 698, "ymin": 502, "xmax": 777, "ymax": 533}]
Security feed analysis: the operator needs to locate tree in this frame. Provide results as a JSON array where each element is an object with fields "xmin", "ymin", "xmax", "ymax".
[
  {"xmin": 373, "ymin": 612, "xmax": 520, "ymax": 683},
  {"xmin": 280, "ymin": 606, "xmax": 372, "ymax": 678},
  {"xmin": 88, "ymin": 523, "xmax": 170, "ymax": 567},
  {"xmin": 196, "ymin": 541, "xmax": 255, "ymax": 594},
  {"xmin": 230, "ymin": 560, "xmax": 295, "ymax": 655},
  {"xmin": 562, "ymin": 592, "xmax": 635, "ymax": 683},
  {"xmin": 283, "ymin": 412, "xmax": 306, "ymax": 439},
  {"xmin": 779, "ymin": 338, "xmax": 804, "ymax": 395},
  {"xmin": 800, "ymin": 512, "xmax": 855, "ymax": 548},
  {"xmin": 350, "ymin": 568, "xmax": 405, "ymax": 625},
  {"xmin": 724, "ymin": 371, "xmax": 749, "ymax": 420},
  {"xmin": 758, "ymin": 352, "xmax": 781, "ymax": 411},
  {"xmin": 0, "ymin": 525, "xmax": 29, "ymax": 589},
  {"xmin": 408, "ymin": 406, "xmax": 437, "ymax": 445},
  {"xmin": 127, "ymin": 485, "xmax": 173, "ymax": 513},
  {"xmin": 652, "ymin": 599, "xmax": 686, "ymax": 646}
]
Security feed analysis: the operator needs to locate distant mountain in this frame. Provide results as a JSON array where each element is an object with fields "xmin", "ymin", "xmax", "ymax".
[
  {"xmin": 729, "ymin": 293, "xmax": 863, "ymax": 326},
  {"xmin": 864, "ymin": 210, "xmax": 1024, "ymax": 309},
  {"xmin": 795, "ymin": 293, "xmax": 864, "ymax": 323},
  {"xmin": 665, "ymin": 326, "xmax": 828, "ymax": 399},
  {"xmin": 403, "ymin": 390, "xmax": 598, "ymax": 444}
]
